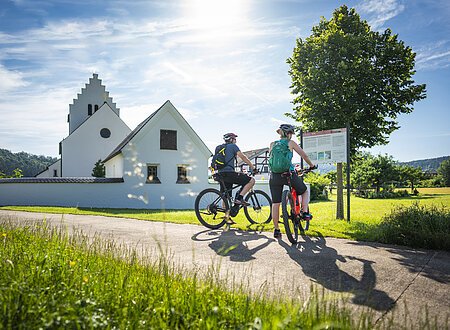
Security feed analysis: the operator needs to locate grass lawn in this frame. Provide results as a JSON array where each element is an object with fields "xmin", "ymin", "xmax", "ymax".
[{"xmin": 1, "ymin": 187, "xmax": 449, "ymax": 243}]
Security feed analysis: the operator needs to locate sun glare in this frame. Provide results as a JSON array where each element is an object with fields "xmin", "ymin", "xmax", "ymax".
[{"xmin": 186, "ymin": 0, "xmax": 248, "ymax": 30}]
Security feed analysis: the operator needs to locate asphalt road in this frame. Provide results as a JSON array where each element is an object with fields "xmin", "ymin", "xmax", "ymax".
[{"xmin": 1, "ymin": 210, "xmax": 449, "ymax": 328}]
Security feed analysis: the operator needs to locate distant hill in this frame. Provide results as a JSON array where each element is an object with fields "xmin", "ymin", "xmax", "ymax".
[
  {"xmin": 308, "ymin": 156, "xmax": 449, "ymax": 174},
  {"xmin": 399, "ymin": 156, "xmax": 450, "ymax": 172},
  {"xmin": 0, "ymin": 149, "xmax": 58, "ymax": 177}
]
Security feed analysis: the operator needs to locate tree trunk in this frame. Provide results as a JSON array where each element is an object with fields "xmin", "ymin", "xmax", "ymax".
[{"xmin": 336, "ymin": 163, "xmax": 344, "ymax": 219}]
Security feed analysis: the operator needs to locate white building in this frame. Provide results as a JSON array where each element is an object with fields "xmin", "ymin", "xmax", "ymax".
[
  {"xmin": 37, "ymin": 74, "xmax": 131, "ymax": 178},
  {"xmin": 1, "ymin": 74, "xmax": 214, "ymax": 209}
]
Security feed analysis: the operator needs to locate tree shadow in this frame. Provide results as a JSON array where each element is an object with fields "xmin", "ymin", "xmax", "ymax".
[
  {"xmin": 192, "ymin": 228, "xmax": 275, "ymax": 262},
  {"xmin": 278, "ymin": 232, "xmax": 395, "ymax": 311}
]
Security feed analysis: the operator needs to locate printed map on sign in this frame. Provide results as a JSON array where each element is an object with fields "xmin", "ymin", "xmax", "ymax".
[{"xmin": 302, "ymin": 128, "xmax": 347, "ymax": 164}]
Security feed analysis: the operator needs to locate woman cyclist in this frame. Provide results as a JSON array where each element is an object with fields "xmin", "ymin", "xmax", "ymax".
[{"xmin": 269, "ymin": 124, "xmax": 316, "ymax": 238}]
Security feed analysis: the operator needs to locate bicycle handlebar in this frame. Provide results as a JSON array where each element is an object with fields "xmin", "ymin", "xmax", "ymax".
[{"xmin": 295, "ymin": 164, "xmax": 317, "ymax": 176}]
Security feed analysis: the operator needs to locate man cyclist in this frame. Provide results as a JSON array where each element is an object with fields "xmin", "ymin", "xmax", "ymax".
[
  {"xmin": 269, "ymin": 124, "xmax": 316, "ymax": 238},
  {"xmin": 214, "ymin": 132, "xmax": 257, "ymax": 217}
]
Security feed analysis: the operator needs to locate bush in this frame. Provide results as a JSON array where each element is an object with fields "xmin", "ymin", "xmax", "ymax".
[
  {"xmin": 378, "ymin": 203, "xmax": 450, "ymax": 250},
  {"xmin": 304, "ymin": 172, "xmax": 330, "ymax": 201},
  {"xmin": 353, "ymin": 189, "xmax": 410, "ymax": 199}
]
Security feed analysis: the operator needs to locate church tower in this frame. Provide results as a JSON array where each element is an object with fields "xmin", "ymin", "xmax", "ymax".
[{"xmin": 68, "ymin": 73, "xmax": 120, "ymax": 134}]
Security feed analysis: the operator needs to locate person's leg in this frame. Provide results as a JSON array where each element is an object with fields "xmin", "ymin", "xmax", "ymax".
[
  {"xmin": 291, "ymin": 174, "xmax": 310, "ymax": 215},
  {"xmin": 239, "ymin": 177, "xmax": 255, "ymax": 197},
  {"xmin": 271, "ymin": 202, "xmax": 281, "ymax": 229},
  {"xmin": 269, "ymin": 173, "xmax": 284, "ymax": 238}
]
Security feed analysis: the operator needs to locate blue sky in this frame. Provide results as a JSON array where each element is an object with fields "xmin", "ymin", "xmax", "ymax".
[{"xmin": 0, "ymin": 0, "xmax": 449, "ymax": 162}]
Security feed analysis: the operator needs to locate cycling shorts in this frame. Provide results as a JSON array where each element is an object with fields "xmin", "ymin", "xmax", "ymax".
[
  {"xmin": 269, "ymin": 172, "xmax": 307, "ymax": 203},
  {"xmin": 216, "ymin": 172, "xmax": 251, "ymax": 192}
]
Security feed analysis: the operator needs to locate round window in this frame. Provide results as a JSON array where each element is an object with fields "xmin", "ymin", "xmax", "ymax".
[{"xmin": 100, "ymin": 128, "xmax": 111, "ymax": 138}]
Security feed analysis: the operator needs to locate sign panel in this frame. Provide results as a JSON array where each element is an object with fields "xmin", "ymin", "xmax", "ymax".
[{"xmin": 302, "ymin": 128, "xmax": 347, "ymax": 164}]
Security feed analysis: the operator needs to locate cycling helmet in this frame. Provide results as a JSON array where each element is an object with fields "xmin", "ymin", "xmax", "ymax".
[
  {"xmin": 223, "ymin": 132, "xmax": 238, "ymax": 143},
  {"xmin": 277, "ymin": 124, "xmax": 296, "ymax": 135}
]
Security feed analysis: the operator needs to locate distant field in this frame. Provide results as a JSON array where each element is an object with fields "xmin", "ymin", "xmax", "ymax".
[{"xmin": 1, "ymin": 187, "xmax": 449, "ymax": 242}]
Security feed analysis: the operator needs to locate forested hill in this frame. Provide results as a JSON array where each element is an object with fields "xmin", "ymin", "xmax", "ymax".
[
  {"xmin": 399, "ymin": 156, "xmax": 450, "ymax": 172},
  {"xmin": 0, "ymin": 148, "xmax": 58, "ymax": 177}
]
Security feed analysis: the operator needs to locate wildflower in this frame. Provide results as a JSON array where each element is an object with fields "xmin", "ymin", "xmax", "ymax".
[
  {"xmin": 69, "ymin": 261, "xmax": 76, "ymax": 267},
  {"xmin": 83, "ymin": 276, "xmax": 89, "ymax": 283}
]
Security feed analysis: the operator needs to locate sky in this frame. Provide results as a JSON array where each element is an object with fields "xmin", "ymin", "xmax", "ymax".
[{"xmin": 0, "ymin": 0, "xmax": 449, "ymax": 163}]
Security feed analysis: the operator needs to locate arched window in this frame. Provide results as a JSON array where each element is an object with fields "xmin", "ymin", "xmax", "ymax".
[
  {"xmin": 88, "ymin": 104, "xmax": 92, "ymax": 115},
  {"xmin": 95, "ymin": 104, "xmax": 99, "ymax": 112}
]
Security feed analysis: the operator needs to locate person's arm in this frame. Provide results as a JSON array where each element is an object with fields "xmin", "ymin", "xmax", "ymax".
[
  {"xmin": 237, "ymin": 151, "xmax": 255, "ymax": 171},
  {"xmin": 290, "ymin": 140, "xmax": 315, "ymax": 167}
]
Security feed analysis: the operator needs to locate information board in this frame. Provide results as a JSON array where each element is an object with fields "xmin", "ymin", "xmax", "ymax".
[{"xmin": 302, "ymin": 128, "xmax": 347, "ymax": 164}]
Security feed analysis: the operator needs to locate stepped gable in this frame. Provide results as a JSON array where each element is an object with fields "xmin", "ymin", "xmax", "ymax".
[
  {"xmin": 68, "ymin": 73, "xmax": 120, "ymax": 134},
  {"xmin": 69, "ymin": 73, "xmax": 119, "ymax": 114}
]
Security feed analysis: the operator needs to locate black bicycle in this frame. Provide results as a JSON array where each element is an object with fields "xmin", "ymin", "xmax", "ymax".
[
  {"xmin": 194, "ymin": 171, "xmax": 272, "ymax": 229},
  {"xmin": 281, "ymin": 166, "xmax": 316, "ymax": 244}
]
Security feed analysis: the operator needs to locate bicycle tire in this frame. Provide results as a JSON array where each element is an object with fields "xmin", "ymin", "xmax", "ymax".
[
  {"xmin": 244, "ymin": 190, "xmax": 272, "ymax": 224},
  {"xmin": 281, "ymin": 189, "xmax": 299, "ymax": 244},
  {"xmin": 194, "ymin": 188, "xmax": 229, "ymax": 229}
]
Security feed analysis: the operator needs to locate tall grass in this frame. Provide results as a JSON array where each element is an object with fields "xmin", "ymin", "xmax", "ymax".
[
  {"xmin": 1, "ymin": 219, "xmax": 380, "ymax": 329},
  {"xmin": 378, "ymin": 203, "xmax": 450, "ymax": 250}
]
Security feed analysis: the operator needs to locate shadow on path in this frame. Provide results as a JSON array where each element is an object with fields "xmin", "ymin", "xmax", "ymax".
[
  {"xmin": 278, "ymin": 232, "xmax": 395, "ymax": 311},
  {"xmin": 192, "ymin": 228, "xmax": 275, "ymax": 262}
]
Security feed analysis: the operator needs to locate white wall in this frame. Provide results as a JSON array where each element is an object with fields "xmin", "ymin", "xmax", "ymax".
[
  {"xmin": 105, "ymin": 153, "xmax": 124, "ymax": 178},
  {"xmin": 36, "ymin": 159, "xmax": 61, "ymax": 178},
  {"xmin": 0, "ymin": 180, "xmax": 306, "ymax": 209},
  {"xmin": 117, "ymin": 103, "xmax": 212, "ymax": 208},
  {"xmin": 62, "ymin": 105, "xmax": 130, "ymax": 177}
]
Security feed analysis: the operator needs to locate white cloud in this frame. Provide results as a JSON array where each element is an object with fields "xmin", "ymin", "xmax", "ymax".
[
  {"xmin": 0, "ymin": 65, "xmax": 29, "ymax": 92},
  {"xmin": 416, "ymin": 42, "xmax": 450, "ymax": 70},
  {"xmin": 358, "ymin": 0, "xmax": 405, "ymax": 30}
]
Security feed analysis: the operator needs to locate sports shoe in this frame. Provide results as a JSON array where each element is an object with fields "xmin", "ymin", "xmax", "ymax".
[
  {"xmin": 234, "ymin": 199, "xmax": 250, "ymax": 206},
  {"xmin": 230, "ymin": 204, "xmax": 240, "ymax": 217},
  {"xmin": 274, "ymin": 229, "xmax": 282, "ymax": 238},
  {"xmin": 302, "ymin": 212, "xmax": 313, "ymax": 220}
]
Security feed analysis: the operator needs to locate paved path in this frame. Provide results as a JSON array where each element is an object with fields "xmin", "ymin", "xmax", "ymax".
[{"xmin": 1, "ymin": 210, "xmax": 449, "ymax": 328}]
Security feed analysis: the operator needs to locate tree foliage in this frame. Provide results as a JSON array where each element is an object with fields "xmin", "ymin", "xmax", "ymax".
[
  {"xmin": 397, "ymin": 165, "xmax": 423, "ymax": 192},
  {"xmin": 0, "ymin": 148, "xmax": 57, "ymax": 177},
  {"xmin": 351, "ymin": 152, "xmax": 398, "ymax": 193},
  {"xmin": 438, "ymin": 159, "xmax": 450, "ymax": 187},
  {"xmin": 287, "ymin": 5, "xmax": 426, "ymax": 154},
  {"xmin": 92, "ymin": 159, "xmax": 105, "ymax": 178}
]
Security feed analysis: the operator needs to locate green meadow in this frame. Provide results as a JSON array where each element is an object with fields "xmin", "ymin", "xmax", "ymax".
[
  {"xmin": 2, "ymin": 188, "xmax": 449, "ymax": 248},
  {"xmin": 1, "ymin": 220, "xmax": 385, "ymax": 329}
]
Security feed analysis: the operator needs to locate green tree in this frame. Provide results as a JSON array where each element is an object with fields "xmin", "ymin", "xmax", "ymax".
[
  {"xmin": 92, "ymin": 159, "xmax": 105, "ymax": 178},
  {"xmin": 397, "ymin": 165, "xmax": 423, "ymax": 192},
  {"xmin": 438, "ymin": 159, "xmax": 450, "ymax": 187},
  {"xmin": 287, "ymin": 5, "xmax": 426, "ymax": 217},
  {"xmin": 351, "ymin": 153, "xmax": 398, "ymax": 195}
]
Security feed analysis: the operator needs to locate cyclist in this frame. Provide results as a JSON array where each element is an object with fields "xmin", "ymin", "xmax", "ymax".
[
  {"xmin": 214, "ymin": 132, "xmax": 257, "ymax": 217},
  {"xmin": 269, "ymin": 124, "xmax": 315, "ymax": 238}
]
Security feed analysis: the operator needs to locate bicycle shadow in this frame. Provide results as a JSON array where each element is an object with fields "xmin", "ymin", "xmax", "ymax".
[
  {"xmin": 278, "ymin": 233, "xmax": 395, "ymax": 311},
  {"xmin": 192, "ymin": 228, "xmax": 276, "ymax": 262}
]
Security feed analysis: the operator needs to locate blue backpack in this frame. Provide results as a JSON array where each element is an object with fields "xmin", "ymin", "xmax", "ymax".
[
  {"xmin": 268, "ymin": 139, "xmax": 291, "ymax": 173},
  {"xmin": 211, "ymin": 144, "xmax": 232, "ymax": 171}
]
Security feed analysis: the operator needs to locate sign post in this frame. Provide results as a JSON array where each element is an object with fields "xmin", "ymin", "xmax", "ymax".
[{"xmin": 302, "ymin": 128, "xmax": 350, "ymax": 222}]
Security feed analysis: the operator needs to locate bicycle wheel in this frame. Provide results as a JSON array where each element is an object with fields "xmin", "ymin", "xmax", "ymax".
[
  {"xmin": 281, "ymin": 189, "xmax": 299, "ymax": 244},
  {"xmin": 244, "ymin": 190, "xmax": 272, "ymax": 225},
  {"xmin": 194, "ymin": 188, "xmax": 229, "ymax": 229}
]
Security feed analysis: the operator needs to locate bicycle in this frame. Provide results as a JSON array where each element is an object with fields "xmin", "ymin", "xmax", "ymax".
[
  {"xmin": 194, "ymin": 170, "xmax": 272, "ymax": 229},
  {"xmin": 281, "ymin": 165, "xmax": 316, "ymax": 244}
]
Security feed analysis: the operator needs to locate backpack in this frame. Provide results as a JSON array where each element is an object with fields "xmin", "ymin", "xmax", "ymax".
[
  {"xmin": 268, "ymin": 139, "xmax": 291, "ymax": 173},
  {"xmin": 210, "ymin": 143, "xmax": 232, "ymax": 171}
]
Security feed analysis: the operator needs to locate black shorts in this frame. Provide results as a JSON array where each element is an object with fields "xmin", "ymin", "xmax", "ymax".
[
  {"xmin": 269, "ymin": 172, "xmax": 307, "ymax": 203},
  {"xmin": 216, "ymin": 171, "xmax": 251, "ymax": 192}
]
